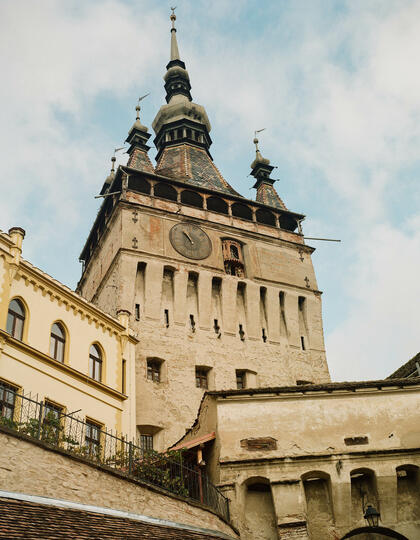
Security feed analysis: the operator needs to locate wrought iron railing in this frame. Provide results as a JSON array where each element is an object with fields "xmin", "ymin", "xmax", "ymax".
[{"xmin": 0, "ymin": 389, "xmax": 229, "ymax": 522}]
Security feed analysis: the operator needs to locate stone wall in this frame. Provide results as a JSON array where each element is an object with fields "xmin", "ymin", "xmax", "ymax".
[
  {"xmin": 0, "ymin": 429, "xmax": 237, "ymax": 538},
  {"xmin": 78, "ymin": 199, "xmax": 329, "ymax": 448}
]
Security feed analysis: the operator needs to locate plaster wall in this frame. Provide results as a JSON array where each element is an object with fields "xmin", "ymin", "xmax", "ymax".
[{"xmin": 211, "ymin": 387, "xmax": 420, "ymax": 540}]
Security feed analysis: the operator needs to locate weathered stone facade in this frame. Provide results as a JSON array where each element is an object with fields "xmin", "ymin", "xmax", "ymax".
[
  {"xmin": 77, "ymin": 189, "xmax": 329, "ymax": 448},
  {"xmin": 176, "ymin": 380, "xmax": 420, "ymax": 540}
]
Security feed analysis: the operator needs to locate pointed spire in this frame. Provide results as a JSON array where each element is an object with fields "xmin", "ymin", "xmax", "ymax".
[
  {"xmin": 125, "ymin": 97, "xmax": 155, "ymax": 174},
  {"xmin": 170, "ymin": 7, "xmax": 180, "ymax": 61},
  {"xmin": 163, "ymin": 9, "xmax": 192, "ymax": 104},
  {"xmin": 250, "ymin": 131, "xmax": 287, "ymax": 211}
]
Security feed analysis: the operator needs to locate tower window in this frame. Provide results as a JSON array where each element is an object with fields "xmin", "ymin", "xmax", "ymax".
[
  {"xmin": 262, "ymin": 328, "xmax": 267, "ymax": 343},
  {"xmin": 164, "ymin": 309, "xmax": 170, "ymax": 328},
  {"xmin": 301, "ymin": 336, "xmax": 306, "ymax": 350},
  {"xmin": 147, "ymin": 359, "xmax": 161, "ymax": 382},
  {"xmin": 239, "ymin": 324, "xmax": 245, "ymax": 341},
  {"xmin": 135, "ymin": 303, "xmax": 140, "ymax": 321},
  {"xmin": 236, "ymin": 370, "xmax": 246, "ymax": 389},
  {"xmin": 140, "ymin": 434, "xmax": 154, "ymax": 453},
  {"xmin": 195, "ymin": 367, "xmax": 209, "ymax": 389},
  {"xmin": 222, "ymin": 239, "xmax": 245, "ymax": 277}
]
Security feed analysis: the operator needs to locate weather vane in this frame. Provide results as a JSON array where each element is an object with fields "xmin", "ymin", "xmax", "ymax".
[
  {"xmin": 253, "ymin": 128, "xmax": 266, "ymax": 151},
  {"xmin": 136, "ymin": 93, "xmax": 150, "ymax": 120}
]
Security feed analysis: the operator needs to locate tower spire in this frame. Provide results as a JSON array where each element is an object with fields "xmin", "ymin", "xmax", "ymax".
[
  {"xmin": 163, "ymin": 8, "xmax": 192, "ymax": 104},
  {"xmin": 170, "ymin": 7, "xmax": 180, "ymax": 61},
  {"xmin": 250, "ymin": 131, "xmax": 287, "ymax": 210}
]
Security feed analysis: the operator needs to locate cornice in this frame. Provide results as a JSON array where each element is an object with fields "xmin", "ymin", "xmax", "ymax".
[
  {"xmin": 0, "ymin": 329, "xmax": 127, "ymax": 401},
  {"xmin": 15, "ymin": 259, "xmax": 137, "ymax": 344}
]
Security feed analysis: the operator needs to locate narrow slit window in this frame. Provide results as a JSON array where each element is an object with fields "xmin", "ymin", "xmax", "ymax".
[
  {"xmin": 239, "ymin": 324, "xmax": 245, "ymax": 341},
  {"xmin": 213, "ymin": 319, "xmax": 221, "ymax": 335},
  {"xmin": 135, "ymin": 304, "xmax": 140, "ymax": 321},
  {"xmin": 189, "ymin": 314, "xmax": 196, "ymax": 332},
  {"xmin": 164, "ymin": 309, "xmax": 169, "ymax": 328},
  {"xmin": 262, "ymin": 328, "xmax": 267, "ymax": 342},
  {"xmin": 301, "ymin": 336, "xmax": 306, "ymax": 350}
]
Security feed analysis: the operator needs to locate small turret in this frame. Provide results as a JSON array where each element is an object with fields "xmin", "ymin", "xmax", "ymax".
[
  {"xmin": 250, "ymin": 132, "xmax": 287, "ymax": 210},
  {"xmin": 125, "ymin": 96, "xmax": 155, "ymax": 174},
  {"xmin": 100, "ymin": 154, "xmax": 116, "ymax": 195}
]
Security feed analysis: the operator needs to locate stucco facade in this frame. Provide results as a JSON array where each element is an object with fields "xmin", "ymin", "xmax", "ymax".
[
  {"xmin": 176, "ymin": 380, "xmax": 420, "ymax": 540},
  {"xmin": 0, "ymin": 228, "xmax": 137, "ymax": 439}
]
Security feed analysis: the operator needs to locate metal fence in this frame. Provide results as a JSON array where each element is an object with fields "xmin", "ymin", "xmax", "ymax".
[{"xmin": 0, "ymin": 389, "xmax": 229, "ymax": 522}]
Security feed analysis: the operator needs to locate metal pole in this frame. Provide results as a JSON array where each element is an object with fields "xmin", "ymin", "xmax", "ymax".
[
  {"xmin": 128, "ymin": 440, "xmax": 134, "ymax": 476},
  {"xmin": 36, "ymin": 402, "xmax": 44, "ymax": 440}
]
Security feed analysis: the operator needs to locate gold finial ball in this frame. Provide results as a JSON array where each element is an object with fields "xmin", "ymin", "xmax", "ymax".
[
  {"xmin": 136, "ymin": 105, "xmax": 140, "ymax": 112},
  {"xmin": 170, "ymin": 13, "xmax": 176, "ymax": 21},
  {"xmin": 253, "ymin": 138, "xmax": 258, "ymax": 145},
  {"xmin": 111, "ymin": 156, "xmax": 116, "ymax": 162}
]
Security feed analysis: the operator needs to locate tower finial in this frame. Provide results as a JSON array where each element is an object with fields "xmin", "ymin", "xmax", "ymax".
[
  {"xmin": 170, "ymin": 7, "xmax": 180, "ymax": 60},
  {"xmin": 136, "ymin": 93, "xmax": 150, "ymax": 122},
  {"xmin": 253, "ymin": 128, "xmax": 266, "ymax": 154}
]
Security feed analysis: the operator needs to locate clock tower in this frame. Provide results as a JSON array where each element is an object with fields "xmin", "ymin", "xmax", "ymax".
[{"xmin": 77, "ymin": 11, "xmax": 330, "ymax": 450}]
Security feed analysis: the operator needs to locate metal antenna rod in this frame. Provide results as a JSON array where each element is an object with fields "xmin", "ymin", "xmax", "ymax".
[{"xmin": 304, "ymin": 237, "xmax": 341, "ymax": 242}]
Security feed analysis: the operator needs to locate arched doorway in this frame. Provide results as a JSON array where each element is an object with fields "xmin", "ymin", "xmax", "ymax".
[
  {"xmin": 242, "ymin": 477, "xmax": 277, "ymax": 540},
  {"xmin": 341, "ymin": 525, "xmax": 409, "ymax": 540}
]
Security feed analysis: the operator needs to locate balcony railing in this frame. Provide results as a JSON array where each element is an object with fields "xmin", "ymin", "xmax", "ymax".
[{"xmin": 0, "ymin": 389, "xmax": 229, "ymax": 522}]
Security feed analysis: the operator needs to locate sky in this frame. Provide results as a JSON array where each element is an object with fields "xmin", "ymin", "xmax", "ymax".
[{"xmin": 1, "ymin": 0, "xmax": 419, "ymax": 381}]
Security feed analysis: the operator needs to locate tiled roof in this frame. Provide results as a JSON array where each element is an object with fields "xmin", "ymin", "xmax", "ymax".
[
  {"xmin": 155, "ymin": 144, "xmax": 241, "ymax": 196},
  {"xmin": 0, "ymin": 497, "xmax": 232, "ymax": 539},
  {"xmin": 388, "ymin": 352, "xmax": 420, "ymax": 379},
  {"xmin": 256, "ymin": 181, "xmax": 287, "ymax": 210},
  {"xmin": 127, "ymin": 148, "xmax": 155, "ymax": 174},
  {"xmin": 207, "ymin": 377, "xmax": 420, "ymax": 397}
]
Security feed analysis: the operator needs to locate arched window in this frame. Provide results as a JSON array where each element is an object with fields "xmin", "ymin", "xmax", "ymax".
[
  {"xmin": 207, "ymin": 197, "xmax": 228, "ymax": 215},
  {"xmin": 256, "ymin": 208, "xmax": 276, "ymax": 227},
  {"xmin": 89, "ymin": 344, "xmax": 102, "ymax": 382},
  {"xmin": 6, "ymin": 299, "xmax": 25, "ymax": 340},
  {"xmin": 129, "ymin": 177, "xmax": 151, "ymax": 195},
  {"xmin": 49, "ymin": 323, "xmax": 66, "ymax": 363},
  {"xmin": 181, "ymin": 190, "xmax": 203, "ymax": 208},
  {"xmin": 231, "ymin": 203, "xmax": 253, "ymax": 221},
  {"xmin": 154, "ymin": 182, "xmax": 178, "ymax": 201}
]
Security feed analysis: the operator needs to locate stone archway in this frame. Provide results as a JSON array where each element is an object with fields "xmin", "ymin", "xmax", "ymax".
[{"xmin": 341, "ymin": 525, "xmax": 409, "ymax": 540}]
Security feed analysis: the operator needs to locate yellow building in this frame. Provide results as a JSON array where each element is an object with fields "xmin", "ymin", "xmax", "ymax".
[{"xmin": 0, "ymin": 227, "xmax": 138, "ymax": 442}]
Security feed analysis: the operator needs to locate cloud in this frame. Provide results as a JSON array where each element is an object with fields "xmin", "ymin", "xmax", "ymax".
[{"xmin": 0, "ymin": 0, "xmax": 418, "ymax": 380}]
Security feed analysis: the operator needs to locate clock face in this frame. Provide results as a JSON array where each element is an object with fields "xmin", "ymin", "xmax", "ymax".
[{"xmin": 169, "ymin": 223, "xmax": 212, "ymax": 260}]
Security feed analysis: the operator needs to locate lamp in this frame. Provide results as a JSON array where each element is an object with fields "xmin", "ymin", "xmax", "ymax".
[{"xmin": 364, "ymin": 504, "xmax": 380, "ymax": 527}]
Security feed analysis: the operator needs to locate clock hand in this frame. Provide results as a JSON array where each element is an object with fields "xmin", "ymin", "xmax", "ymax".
[{"xmin": 183, "ymin": 231, "xmax": 194, "ymax": 245}]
